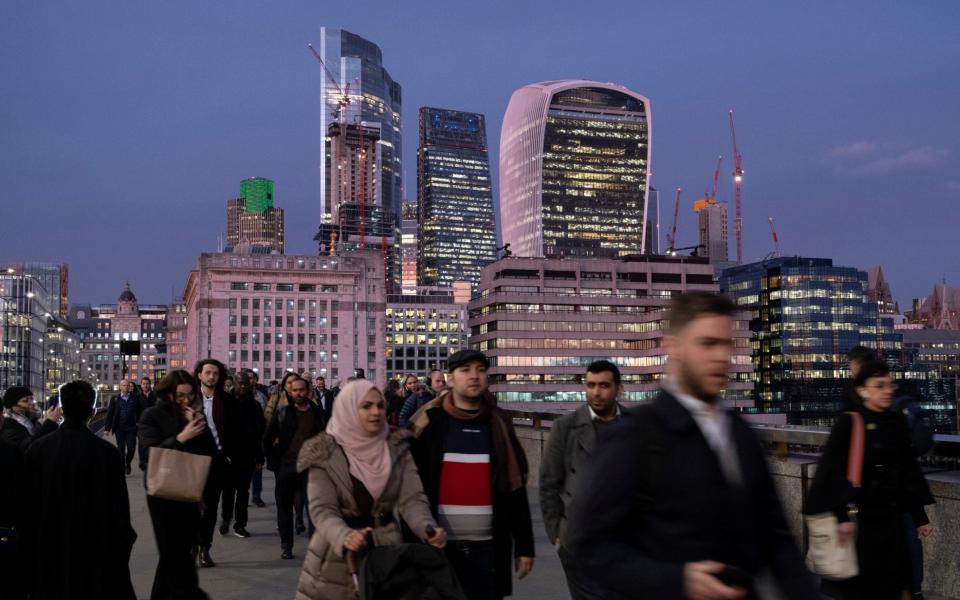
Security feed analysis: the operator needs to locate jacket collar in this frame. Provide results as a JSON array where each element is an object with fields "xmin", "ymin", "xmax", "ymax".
[{"xmin": 651, "ymin": 389, "xmax": 704, "ymax": 435}]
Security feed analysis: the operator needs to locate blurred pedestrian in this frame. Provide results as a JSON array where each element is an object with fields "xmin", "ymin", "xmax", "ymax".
[
  {"xmin": 399, "ymin": 370, "xmax": 445, "ymax": 428},
  {"xmin": 0, "ymin": 432, "xmax": 27, "ymax": 600},
  {"xmin": 193, "ymin": 358, "xmax": 231, "ymax": 568},
  {"xmin": 1, "ymin": 386, "xmax": 60, "ymax": 452},
  {"xmin": 24, "ymin": 380, "xmax": 137, "ymax": 600},
  {"xmin": 139, "ymin": 370, "xmax": 215, "ymax": 600},
  {"xmin": 805, "ymin": 360, "xmax": 935, "ymax": 600},
  {"xmin": 244, "ymin": 370, "xmax": 269, "ymax": 508},
  {"xmin": 383, "ymin": 378, "xmax": 405, "ymax": 426},
  {"xmin": 569, "ymin": 292, "xmax": 821, "ymax": 600},
  {"xmin": 295, "ymin": 379, "xmax": 446, "ymax": 597},
  {"xmin": 315, "ymin": 375, "xmax": 336, "ymax": 423}
]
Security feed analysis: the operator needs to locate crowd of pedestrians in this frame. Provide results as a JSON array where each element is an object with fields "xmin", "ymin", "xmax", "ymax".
[{"xmin": 0, "ymin": 291, "xmax": 940, "ymax": 599}]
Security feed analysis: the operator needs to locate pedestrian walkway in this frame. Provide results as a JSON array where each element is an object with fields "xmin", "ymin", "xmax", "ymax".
[{"xmin": 124, "ymin": 466, "xmax": 569, "ymax": 599}]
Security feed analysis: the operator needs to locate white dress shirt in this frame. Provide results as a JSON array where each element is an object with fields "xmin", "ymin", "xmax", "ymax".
[
  {"xmin": 202, "ymin": 393, "xmax": 222, "ymax": 450},
  {"xmin": 663, "ymin": 380, "xmax": 743, "ymax": 486}
]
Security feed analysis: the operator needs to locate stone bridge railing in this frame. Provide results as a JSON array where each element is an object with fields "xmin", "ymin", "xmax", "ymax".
[{"xmin": 506, "ymin": 409, "xmax": 960, "ymax": 599}]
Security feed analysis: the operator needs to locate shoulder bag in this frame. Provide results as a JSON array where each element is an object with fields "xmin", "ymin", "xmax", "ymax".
[{"xmin": 146, "ymin": 446, "xmax": 212, "ymax": 503}]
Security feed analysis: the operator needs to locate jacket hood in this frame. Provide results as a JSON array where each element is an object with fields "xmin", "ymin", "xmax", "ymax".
[{"xmin": 296, "ymin": 428, "xmax": 412, "ymax": 473}]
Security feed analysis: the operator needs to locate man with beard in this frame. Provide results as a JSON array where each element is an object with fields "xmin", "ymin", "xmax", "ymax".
[
  {"xmin": 24, "ymin": 380, "xmax": 137, "ymax": 599},
  {"xmin": 1, "ymin": 386, "xmax": 60, "ymax": 452},
  {"xmin": 219, "ymin": 371, "xmax": 265, "ymax": 539},
  {"xmin": 569, "ymin": 292, "xmax": 820, "ymax": 600},
  {"xmin": 193, "ymin": 358, "xmax": 230, "ymax": 568}
]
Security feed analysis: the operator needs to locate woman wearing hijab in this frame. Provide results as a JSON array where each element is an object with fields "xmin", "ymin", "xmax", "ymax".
[{"xmin": 295, "ymin": 379, "xmax": 446, "ymax": 599}]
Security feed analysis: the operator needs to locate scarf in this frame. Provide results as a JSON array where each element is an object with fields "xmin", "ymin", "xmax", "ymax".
[
  {"xmin": 439, "ymin": 391, "xmax": 528, "ymax": 493},
  {"xmin": 326, "ymin": 380, "xmax": 392, "ymax": 501},
  {"xmin": 3, "ymin": 409, "xmax": 37, "ymax": 435}
]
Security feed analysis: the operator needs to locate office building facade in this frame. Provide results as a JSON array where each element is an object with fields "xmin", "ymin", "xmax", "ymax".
[
  {"xmin": 226, "ymin": 177, "xmax": 285, "ymax": 254},
  {"xmin": 181, "ymin": 249, "xmax": 386, "ymax": 387},
  {"xmin": 694, "ymin": 198, "xmax": 729, "ymax": 263},
  {"xmin": 499, "ymin": 81, "xmax": 651, "ymax": 259},
  {"xmin": 469, "ymin": 256, "xmax": 759, "ymax": 415},
  {"xmin": 318, "ymin": 28, "xmax": 402, "ymax": 224},
  {"xmin": 417, "ymin": 107, "xmax": 497, "ymax": 289},
  {"xmin": 385, "ymin": 286, "xmax": 470, "ymax": 380},
  {"xmin": 400, "ymin": 201, "xmax": 418, "ymax": 295},
  {"xmin": 719, "ymin": 257, "xmax": 901, "ymax": 426},
  {"xmin": 1, "ymin": 269, "xmax": 57, "ymax": 396}
]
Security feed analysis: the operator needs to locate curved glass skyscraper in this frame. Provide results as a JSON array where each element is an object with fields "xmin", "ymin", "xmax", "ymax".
[{"xmin": 499, "ymin": 81, "xmax": 651, "ymax": 258}]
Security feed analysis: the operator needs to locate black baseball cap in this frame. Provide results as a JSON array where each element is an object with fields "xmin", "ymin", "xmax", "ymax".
[{"xmin": 447, "ymin": 349, "xmax": 489, "ymax": 372}]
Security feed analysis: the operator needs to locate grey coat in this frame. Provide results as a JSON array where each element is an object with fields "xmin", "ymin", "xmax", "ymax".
[
  {"xmin": 295, "ymin": 429, "xmax": 437, "ymax": 600},
  {"xmin": 539, "ymin": 404, "xmax": 619, "ymax": 547}
]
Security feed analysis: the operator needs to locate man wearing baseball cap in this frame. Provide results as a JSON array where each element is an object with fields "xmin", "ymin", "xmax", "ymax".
[
  {"xmin": 1, "ymin": 386, "xmax": 60, "ymax": 453},
  {"xmin": 408, "ymin": 349, "xmax": 535, "ymax": 600}
]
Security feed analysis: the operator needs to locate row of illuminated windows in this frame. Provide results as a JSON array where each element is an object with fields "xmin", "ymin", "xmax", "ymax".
[
  {"xmin": 387, "ymin": 321, "xmax": 463, "ymax": 333},
  {"xmin": 229, "ymin": 283, "xmax": 338, "ymax": 293},
  {"xmin": 229, "ymin": 332, "xmax": 333, "ymax": 346},
  {"xmin": 472, "ymin": 303, "xmax": 657, "ymax": 317},
  {"xmin": 473, "ymin": 319, "xmax": 666, "ymax": 335},
  {"xmin": 226, "ymin": 350, "xmax": 335, "ymax": 364},
  {"xmin": 229, "ymin": 298, "xmax": 334, "ymax": 311},
  {"xmin": 389, "ymin": 334, "xmax": 462, "ymax": 346},
  {"xmin": 386, "ymin": 308, "xmax": 464, "ymax": 320},
  {"xmin": 769, "ymin": 290, "xmax": 864, "ymax": 301},
  {"xmin": 482, "ymin": 338, "xmax": 659, "ymax": 351},
  {"xmin": 228, "ymin": 315, "xmax": 334, "ymax": 329},
  {"xmin": 491, "ymin": 355, "xmax": 668, "ymax": 368}
]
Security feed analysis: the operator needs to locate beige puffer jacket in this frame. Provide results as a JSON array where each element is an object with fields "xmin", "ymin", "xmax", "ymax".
[{"xmin": 294, "ymin": 429, "xmax": 437, "ymax": 600}]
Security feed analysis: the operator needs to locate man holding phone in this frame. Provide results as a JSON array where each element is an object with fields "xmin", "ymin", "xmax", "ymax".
[{"xmin": 568, "ymin": 293, "xmax": 820, "ymax": 600}]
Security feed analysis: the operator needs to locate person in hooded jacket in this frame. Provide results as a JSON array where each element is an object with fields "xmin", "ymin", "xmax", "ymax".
[{"xmin": 295, "ymin": 379, "xmax": 446, "ymax": 600}]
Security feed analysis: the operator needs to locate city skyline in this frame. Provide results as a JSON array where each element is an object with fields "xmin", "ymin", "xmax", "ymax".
[{"xmin": 1, "ymin": 1, "xmax": 958, "ymax": 305}]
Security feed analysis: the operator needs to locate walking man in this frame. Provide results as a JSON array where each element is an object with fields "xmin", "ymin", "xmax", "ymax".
[
  {"xmin": 104, "ymin": 379, "xmax": 142, "ymax": 474},
  {"xmin": 409, "ymin": 349, "xmax": 534, "ymax": 600},
  {"xmin": 194, "ymin": 358, "xmax": 230, "ymax": 568},
  {"xmin": 262, "ymin": 376, "xmax": 324, "ymax": 559},
  {"xmin": 245, "ymin": 370, "xmax": 269, "ymax": 507},
  {"xmin": 569, "ymin": 292, "xmax": 820, "ymax": 600},
  {"xmin": 25, "ymin": 380, "xmax": 137, "ymax": 599},
  {"xmin": 219, "ymin": 372, "xmax": 265, "ymax": 539},
  {"xmin": 540, "ymin": 360, "xmax": 624, "ymax": 599}
]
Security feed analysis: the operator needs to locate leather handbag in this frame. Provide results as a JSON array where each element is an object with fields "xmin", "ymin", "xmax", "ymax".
[
  {"xmin": 146, "ymin": 446, "xmax": 212, "ymax": 503},
  {"xmin": 804, "ymin": 411, "xmax": 865, "ymax": 581}
]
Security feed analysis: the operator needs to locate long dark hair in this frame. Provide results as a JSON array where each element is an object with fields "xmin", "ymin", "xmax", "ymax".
[
  {"xmin": 155, "ymin": 370, "xmax": 199, "ymax": 423},
  {"xmin": 193, "ymin": 358, "xmax": 227, "ymax": 396},
  {"xmin": 278, "ymin": 371, "xmax": 300, "ymax": 393}
]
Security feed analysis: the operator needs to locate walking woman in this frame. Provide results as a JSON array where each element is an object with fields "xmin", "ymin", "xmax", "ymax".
[
  {"xmin": 139, "ymin": 370, "xmax": 216, "ymax": 600},
  {"xmin": 295, "ymin": 379, "xmax": 447, "ymax": 599},
  {"xmin": 805, "ymin": 360, "xmax": 934, "ymax": 600}
]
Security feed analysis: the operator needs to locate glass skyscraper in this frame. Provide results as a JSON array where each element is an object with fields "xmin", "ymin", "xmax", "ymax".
[
  {"xmin": 499, "ymin": 81, "xmax": 651, "ymax": 259},
  {"xmin": 417, "ymin": 107, "xmax": 496, "ymax": 289},
  {"xmin": 318, "ymin": 28, "xmax": 402, "ymax": 225},
  {"xmin": 719, "ymin": 257, "xmax": 901, "ymax": 426}
]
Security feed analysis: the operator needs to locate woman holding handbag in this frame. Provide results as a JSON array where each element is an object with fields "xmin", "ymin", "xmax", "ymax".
[
  {"xmin": 805, "ymin": 360, "xmax": 934, "ymax": 600},
  {"xmin": 139, "ymin": 370, "xmax": 216, "ymax": 600},
  {"xmin": 294, "ymin": 379, "xmax": 448, "ymax": 600}
]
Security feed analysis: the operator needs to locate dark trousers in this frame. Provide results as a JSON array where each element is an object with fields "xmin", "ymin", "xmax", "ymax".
[
  {"xmin": 445, "ymin": 540, "xmax": 500, "ymax": 600},
  {"xmin": 903, "ymin": 512, "xmax": 923, "ymax": 594},
  {"xmin": 558, "ymin": 545, "xmax": 617, "ymax": 600},
  {"xmin": 147, "ymin": 495, "xmax": 209, "ymax": 600},
  {"xmin": 251, "ymin": 467, "xmax": 263, "ymax": 500},
  {"xmin": 221, "ymin": 461, "xmax": 255, "ymax": 529},
  {"xmin": 115, "ymin": 428, "xmax": 138, "ymax": 468},
  {"xmin": 275, "ymin": 464, "xmax": 309, "ymax": 550},
  {"xmin": 197, "ymin": 454, "xmax": 227, "ymax": 549}
]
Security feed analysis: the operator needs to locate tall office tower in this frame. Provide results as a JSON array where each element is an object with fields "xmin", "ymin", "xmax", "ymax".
[
  {"xmin": 644, "ymin": 187, "xmax": 660, "ymax": 254},
  {"xmin": 318, "ymin": 28, "xmax": 402, "ymax": 224},
  {"xmin": 1, "ymin": 262, "xmax": 69, "ymax": 318},
  {"xmin": 499, "ymin": 81, "xmax": 651, "ymax": 259},
  {"xmin": 417, "ymin": 107, "xmax": 497, "ymax": 289},
  {"xmin": 694, "ymin": 198, "xmax": 729, "ymax": 263},
  {"xmin": 226, "ymin": 177, "xmax": 285, "ymax": 253},
  {"xmin": 400, "ymin": 201, "xmax": 418, "ymax": 295},
  {"xmin": 719, "ymin": 257, "xmax": 902, "ymax": 426}
]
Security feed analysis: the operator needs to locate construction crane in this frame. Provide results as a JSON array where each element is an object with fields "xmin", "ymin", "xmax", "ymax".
[
  {"xmin": 729, "ymin": 110, "xmax": 744, "ymax": 263},
  {"xmin": 708, "ymin": 156, "xmax": 723, "ymax": 201},
  {"xmin": 307, "ymin": 43, "xmax": 351, "ymax": 124},
  {"xmin": 665, "ymin": 187, "xmax": 682, "ymax": 252},
  {"xmin": 768, "ymin": 217, "xmax": 781, "ymax": 257}
]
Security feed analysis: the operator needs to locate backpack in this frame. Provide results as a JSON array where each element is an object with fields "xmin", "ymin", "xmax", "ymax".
[{"xmin": 893, "ymin": 395, "xmax": 935, "ymax": 456}]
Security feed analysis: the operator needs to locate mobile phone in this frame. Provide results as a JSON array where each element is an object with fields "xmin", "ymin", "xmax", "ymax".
[{"xmin": 715, "ymin": 565, "xmax": 751, "ymax": 589}]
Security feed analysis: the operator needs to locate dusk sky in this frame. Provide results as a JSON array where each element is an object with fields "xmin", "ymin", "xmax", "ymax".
[{"xmin": 2, "ymin": 1, "xmax": 958, "ymax": 307}]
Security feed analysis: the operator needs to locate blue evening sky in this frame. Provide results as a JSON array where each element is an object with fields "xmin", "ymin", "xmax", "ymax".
[{"xmin": 1, "ymin": 1, "xmax": 957, "ymax": 306}]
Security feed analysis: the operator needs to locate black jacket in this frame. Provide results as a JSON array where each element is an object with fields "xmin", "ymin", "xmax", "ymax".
[
  {"xmin": 0, "ymin": 416, "xmax": 58, "ymax": 453},
  {"xmin": 568, "ymin": 391, "xmax": 820, "ymax": 600},
  {"xmin": 105, "ymin": 394, "xmax": 144, "ymax": 432},
  {"xmin": 262, "ymin": 402, "xmax": 325, "ymax": 472},
  {"xmin": 24, "ymin": 419, "xmax": 137, "ymax": 600},
  {"xmin": 410, "ymin": 405, "xmax": 535, "ymax": 598},
  {"xmin": 0, "ymin": 441, "xmax": 27, "ymax": 600},
  {"xmin": 223, "ymin": 392, "xmax": 265, "ymax": 466}
]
